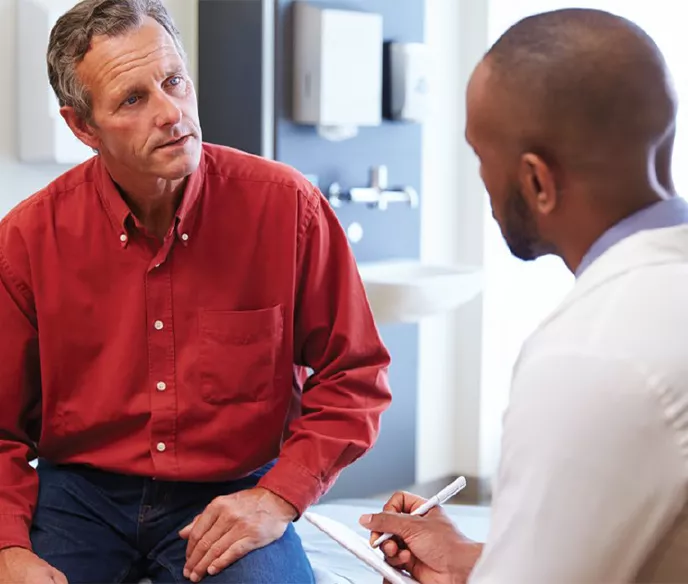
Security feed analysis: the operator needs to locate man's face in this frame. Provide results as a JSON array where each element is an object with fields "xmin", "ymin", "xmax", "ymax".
[
  {"xmin": 497, "ymin": 183, "xmax": 542, "ymax": 261},
  {"xmin": 72, "ymin": 17, "xmax": 202, "ymax": 181},
  {"xmin": 465, "ymin": 62, "xmax": 552, "ymax": 261}
]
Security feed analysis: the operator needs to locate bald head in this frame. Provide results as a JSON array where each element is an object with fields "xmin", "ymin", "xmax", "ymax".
[
  {"xmin": 480, "ymin": 8, "xmax": 676, "ymax": 166},
  {"xmin": 466, "ymin": 9, "xmax": 679, "ymax": 271}
]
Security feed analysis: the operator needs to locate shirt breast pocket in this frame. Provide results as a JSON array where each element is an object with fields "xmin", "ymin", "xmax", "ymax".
[{"xmin": 199, "ymin": 305, "xmax": 283, "ymax": 404}]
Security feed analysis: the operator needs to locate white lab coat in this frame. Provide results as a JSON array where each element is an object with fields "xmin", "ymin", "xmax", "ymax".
[{"xmin": 470, "ymin": 224, "xmax": 688, "ymax": 583}]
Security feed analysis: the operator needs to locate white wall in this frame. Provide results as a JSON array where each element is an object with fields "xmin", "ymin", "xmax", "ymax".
[
  {"xmin": 417, "ymin": 0, "xmax": 489, "ymax": 483},
  {"xmin": 0, "ymin": 0, "xmax": 66, "ymax": 214},
  {"xmin": 165, "ymin": 0, "xmax": 197, "ymax": 83},
  {"xmin": 0, "ymin": 0, "xmax": 196, "ymax": 216}
]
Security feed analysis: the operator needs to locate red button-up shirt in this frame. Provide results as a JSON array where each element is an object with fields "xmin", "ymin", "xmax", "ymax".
[{"xmin": 0, "ymin": 143, "xmax": 391, "ymax": 551}]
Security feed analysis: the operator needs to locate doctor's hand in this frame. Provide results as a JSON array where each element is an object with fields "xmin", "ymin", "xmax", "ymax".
[
  {"xmin": 179, "ymin": 487, "xmax": 297, "ymax": 582},
  {"xmin": 359, "ymin": 492, "xmax": 483, "ymax": 584}
]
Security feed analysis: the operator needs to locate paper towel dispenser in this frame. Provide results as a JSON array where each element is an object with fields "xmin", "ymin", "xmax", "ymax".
[
  {"xmin": 385, "ymin": 42, "xmax": 431, "ymax": 123},
  {"xmin": 292, "ymin": 2, "xmax": 383, "ymax": 140}
]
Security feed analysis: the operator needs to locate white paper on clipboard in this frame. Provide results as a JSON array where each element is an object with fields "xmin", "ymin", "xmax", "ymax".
[{"xmin": 303, "ymin": 511, "xmax": 419, "ymax": 584}]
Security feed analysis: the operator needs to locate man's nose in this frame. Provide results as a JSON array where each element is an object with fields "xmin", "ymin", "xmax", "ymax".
[{"xmin": 154, "ymin": 93, "xmax": 183, "ymax": 127}]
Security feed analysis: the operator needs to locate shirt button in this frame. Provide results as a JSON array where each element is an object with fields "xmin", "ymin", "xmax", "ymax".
[
  {"xmin": 181, "ymin": 233, "xmax": 189, "ymax": 241},
  {"xmin": 154, "ymin": 263, "xmax": 161, "ymax": 269},
  {"xmin": 120, "ymin": 234, "xmax": 128, "ymax": 242},
  {"xmin": 157, "ymin": 381, "xmax": 166, "ymax": 391},
  {"xmin": 156, "ymin": 442, "xmax": 166, "ymax": 452},
  {"xmin": 154, "ymin": 320, "xmax": 164, "ymax": 330}
]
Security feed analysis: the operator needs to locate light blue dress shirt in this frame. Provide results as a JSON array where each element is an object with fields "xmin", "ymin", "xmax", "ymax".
[{"xmin": 576, "ymin": 196, "xmax": 688, "ymax": 277}]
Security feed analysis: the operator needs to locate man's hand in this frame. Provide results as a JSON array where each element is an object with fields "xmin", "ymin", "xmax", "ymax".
[
  {"xmin": 0, "ymin": 547, "xmax": 68, "ymax": 584},
  {"xmin": 179, "ymin": 487, "xmax": 297, "ymax": 582},
  {"xmin": 360, "ymin": 491, "xmax": 483, "ymax": 584}
]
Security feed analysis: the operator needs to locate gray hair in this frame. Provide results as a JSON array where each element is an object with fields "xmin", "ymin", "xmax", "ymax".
[{"xmin": 47, "ymin": 0, "xmax": 186, "ymax": 121}]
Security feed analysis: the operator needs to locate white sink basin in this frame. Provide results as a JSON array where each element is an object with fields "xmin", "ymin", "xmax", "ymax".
[{"xmin": 357, "ymin": 259, "xmax": 483, "ymax": 324}]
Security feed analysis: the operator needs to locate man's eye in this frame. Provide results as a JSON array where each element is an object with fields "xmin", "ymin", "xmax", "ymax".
[
  {"xmin": 124, "ymin": 95, "xmax": 139, "ymax": 106},
  {"xmin": 169, "ymin": 76, "xmax": 182, "ymax": 87}
]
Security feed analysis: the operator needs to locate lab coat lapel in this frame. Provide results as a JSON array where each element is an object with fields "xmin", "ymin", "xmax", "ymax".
[{"xmin": 534, "ymin": 224, "xmax": 688, "ymax": 333}]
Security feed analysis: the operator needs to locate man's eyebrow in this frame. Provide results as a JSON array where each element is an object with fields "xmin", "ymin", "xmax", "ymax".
[
  {"xmin": 117, "ymin": 83, "xmax": 144, "ymax": 99},
  {"xmin": 165, "ymin": 66, "xmax": 185, "ymax": 78}
]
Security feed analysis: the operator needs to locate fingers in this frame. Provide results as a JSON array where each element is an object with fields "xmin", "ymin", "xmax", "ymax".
[
  {"xmin": 183, "ymin": 513, "xmax": 222, "ymax": 580},
  {"xmin": 368, "ymin": 528, "xmax": 387, "ymax": 549},
  {"xmin": 398, "ymin": 549, "xmax": 412, "ymax": 564},
  {"xmin": 179, "ymin": 514, "xmax": 200, "ymax": 540},
  {"xmin": 382, "ymin": 497, "xmax": 399, "ymax": 513},
  {"xmin": 362, "ymin": 491, "xmax": 428, "ymax": 550},
  {"xmin": 381, "ymin": 491, "xmax": 428, "ymax": 515},
  {"xmin": 380, "ymin": 546, "xmax": 417, "ymax": 583},
  {"xmin": 184, "ymin": 510, "xmax": 218, "ymax": 559},
  {"xmin": 390, "ymin": 549, "xmax": 415, "ymax": 570},
  {"xmin": 206, "ymin": 537, "xmax": 254, "ymax": 577},
  {"xmin": 380, "ymin": 539, "xmax": 400, "ymax": 558},
  {"xmin": 178, "ymin": 489, "xmax": 293, "ymax": 582},
  {"xmin": 50, "ymin": 568, "xmax": 69, "ymax": 584},
  {"xmin": 188, "ymin": 529, "xmax": 252, "ymax": 582},
  {"xmin": 379, "ymin": 538, "xmax": 411, "ymax": 569},
  {"xmin": 359, "ymin": 511, "xmax": 421, "ymax": 539},
  {"xmin": 385, "ymin": 550, "xmax": 409, "ymax": 567}
]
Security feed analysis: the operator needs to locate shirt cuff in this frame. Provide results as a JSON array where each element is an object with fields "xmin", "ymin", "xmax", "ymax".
[
  {"xmin": 0, "ymin": 514, "xmax": 32, "ymax": 552},
  {"xmin": 257, "ymin": 457, "xmax": 327, "ymax": 518}
]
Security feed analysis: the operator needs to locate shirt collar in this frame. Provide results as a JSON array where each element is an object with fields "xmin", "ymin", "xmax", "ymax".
[
  {"xmin": 576, "ymin": 196, "xmax": 688, "ymax": 277},
  {"xmin": 95, "ymin": 149, "xmax": 206, "ymax": 247}
]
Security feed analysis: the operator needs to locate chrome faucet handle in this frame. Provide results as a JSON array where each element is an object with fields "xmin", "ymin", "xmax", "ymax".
[
  {"xmin": 325, "ymin": 166, "xmax": 418, "ymax": 210},
  {"xmin": 403, "ymin": 186, "xmax": 419, "ymax": 208},
  {"xmin": 377, "ymin": 186, "xmax": 419, "ymax": 210},
  {"xmin": 370, "ymin": 165, "xmax": 388, "ymax": 191}
]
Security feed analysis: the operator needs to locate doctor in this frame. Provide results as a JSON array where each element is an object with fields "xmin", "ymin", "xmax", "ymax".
[{"xmin": 361, "ymin": 8, "xmax": 688, "ymax": 584}]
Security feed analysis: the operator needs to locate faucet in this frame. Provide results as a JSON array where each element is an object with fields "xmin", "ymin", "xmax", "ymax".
[{"xmin": 327, "ymin": 165, "xmax": 419, "ymax": 210}]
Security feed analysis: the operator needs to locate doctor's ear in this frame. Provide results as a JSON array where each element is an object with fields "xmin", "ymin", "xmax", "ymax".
[{"xmin": 519, "ymin": 153, "xmax": 558, "ymax": 215}]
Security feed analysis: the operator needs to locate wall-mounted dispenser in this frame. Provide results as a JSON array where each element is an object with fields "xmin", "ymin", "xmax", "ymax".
[
  {"xmin": 386, "ymin": 42, "xmax": 431, "ymax": 123},
  {"xmin": 292, "ymin": 1, "xmax": 383, "ymax": 141},
  {"xmin": 17, "ymin": 0, "xmax": 94, "ymax": 164}
]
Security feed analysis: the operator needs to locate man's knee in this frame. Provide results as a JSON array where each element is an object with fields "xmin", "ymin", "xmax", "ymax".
[{"xmin": 187, "ymin": 525, "xmax": 315, "ymax": 584}]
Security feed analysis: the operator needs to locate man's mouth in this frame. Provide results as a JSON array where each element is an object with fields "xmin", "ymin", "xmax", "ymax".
[{"xmin": 158, "ymin": 135, "xmax": 191, "ymax": 149}]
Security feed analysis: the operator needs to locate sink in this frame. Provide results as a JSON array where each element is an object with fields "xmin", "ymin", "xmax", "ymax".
[{"xmin": 356, "ymin": 259, "xmax": 483, "ymax": 324}]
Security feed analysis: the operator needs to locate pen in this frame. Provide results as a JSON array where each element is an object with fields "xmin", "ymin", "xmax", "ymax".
[{"xmin": 371, "ymin": 475, "xmax": 467, "ymax": 548}]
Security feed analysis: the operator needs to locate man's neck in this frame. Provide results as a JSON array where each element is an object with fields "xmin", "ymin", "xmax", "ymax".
[
  {"xmin": 562, "ymin": 186, "xmax": 672, "ymax": 274},
  {"xmin": 116, "ymin": 176, "xmax": 187, "ymax": 241}
]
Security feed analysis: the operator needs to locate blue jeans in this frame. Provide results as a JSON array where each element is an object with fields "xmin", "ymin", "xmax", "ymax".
[{"xmin": 30, "ymin": 459, "xmax": 315, "ymax": 583}]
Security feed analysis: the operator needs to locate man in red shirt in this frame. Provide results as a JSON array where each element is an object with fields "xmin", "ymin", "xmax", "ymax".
[{"xmin": 0, "ymin": 1, "xmax": 391, "ymax": 582}]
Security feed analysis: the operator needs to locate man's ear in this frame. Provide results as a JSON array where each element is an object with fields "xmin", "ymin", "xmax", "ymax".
[
  {"xmin": 60, "ymin": 106, "xmax": 100, "ymax": 151},
  {"xmin": 518, "ymin": 152, "xmax": 558, "ymax": 216}
]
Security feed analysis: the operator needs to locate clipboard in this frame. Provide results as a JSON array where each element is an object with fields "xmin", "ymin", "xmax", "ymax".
[{"xmin": 303, "ymin": 511, "xmax": 419, "ymax": 584}]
